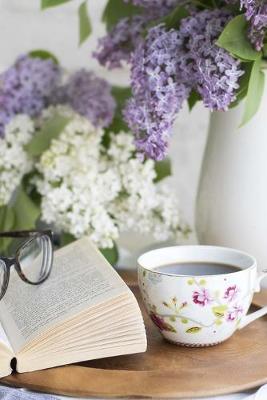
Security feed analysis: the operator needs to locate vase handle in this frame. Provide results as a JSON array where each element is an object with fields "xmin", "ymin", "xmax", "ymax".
[{"xmin": 238, "ymin": 270, "xmax": 267, "ymax": 330}]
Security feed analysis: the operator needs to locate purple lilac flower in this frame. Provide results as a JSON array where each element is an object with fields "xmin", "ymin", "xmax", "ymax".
[
  {"xmin": 0, "ymin": 55, "xmax": 61, "ymax": 136},
  {"xmin": 241, "ymin": 0, "xmax": 267, "ymax": 51},
  {"xmin": 54, "ymin": 70, "xmax": 116, "ymax": 128},
  {"xmin": 127, "ymin": 0, "xmax": 177, "ymax": 7},
  {"xmin": 93, "ymin": 0, "xmax": 180, "ymax": 70},
  {"xmin": 124, "ymin": 9, "xmax": 243, "ymax": 160},
  {"xmin": 123, "ymin": 25, "xmax": 190, "ymax": 160},
  {"xmin": 93, "ymin": 16, "xmax": 148, "ymax": 69},
  {"xmin": 178, "ymin": 9, "xmax": 244, "ymax": 111}
]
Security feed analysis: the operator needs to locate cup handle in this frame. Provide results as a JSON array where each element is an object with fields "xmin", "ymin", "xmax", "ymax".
[{"xmin": 238, "ymin": 270, "xmax": 267, "ymax": 330}]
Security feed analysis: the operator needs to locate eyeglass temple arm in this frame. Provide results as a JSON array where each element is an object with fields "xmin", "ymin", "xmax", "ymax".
[{"xmin": 0, "ymin": 230, "xmax": 53, "ymax": 239}]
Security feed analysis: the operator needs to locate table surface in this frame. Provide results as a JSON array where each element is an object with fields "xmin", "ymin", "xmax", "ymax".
[{"xmin": 1, "ymin": 268, "xmax": 267, "ymax": 400}]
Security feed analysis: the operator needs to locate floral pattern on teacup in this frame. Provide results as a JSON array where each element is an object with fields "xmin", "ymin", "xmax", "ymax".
[
  {"xmin": 142, "ymin": 276, "xmax": 247, "ymax": 335},
  {"xmin": 150, "ymin": 311, "xmax": 177, "ymax": 333},
  {"xmin": 192, "ymin": 288, "xmax": 212, "ymax": 306},
  {"xmin": 223, "ymin": 285, "xmax": 239, "ymax": 302},
  {"xmin": 226, "ymin": 304, "xmax": 243, "ymax": 321}
]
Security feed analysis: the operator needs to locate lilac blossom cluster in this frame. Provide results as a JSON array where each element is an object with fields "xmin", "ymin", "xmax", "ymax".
[
  {"xmin": 0, "ymin": 56, "xmax": 116, "ymax": 135},
  {"xmin": 127, "ymin": 0, "xmax": 178, "ymax": 7},
  {"xmin": 93, "ymin": 0, "xmax": 179, "ymax": 69},
  {"xmin": 0, "ymin": 55, "xmax": 61, "ymax": 137},
  {"xmin": 54, "ymin": 70, "xmax": 116, "ymax": 128},
  {"xmin": 179, "ymin": 9, "xmax": 244, "ymax": 111},
  {"xmin": 124, "ymin": 26, "xmax": 190, "ymax": 160},
  {"xmin": 241, "ymin": 0, "xmax": 267, "ymax": 50},
  {"xmin": 124, "ymin": 9, "xmax": 244, "ymax": 160},
  {"xmin": 94, "ymin": 15, "xmax": 147, "ymax": 69}
]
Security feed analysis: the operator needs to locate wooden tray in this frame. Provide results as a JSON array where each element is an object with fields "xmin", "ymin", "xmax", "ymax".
[{"xmin": 2, "ymin": 270, "xmax": 267, "ymax": 399}]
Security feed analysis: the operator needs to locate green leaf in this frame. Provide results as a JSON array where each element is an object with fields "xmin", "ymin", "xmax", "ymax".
[
  {"xmin": 188, "ymin": 91, "xmax": 201, "ymax": 111},
  {"xmin": 100, "ymin": 244, "xmax": 119, "ymax": 266},
  {"xmin": 0, "ymin": 206, "xmax": 15, "ymax": 254},
  {"xmin": 0, "ymin": 207, "xmax": 15, "ymax": 231},
  {"xmin": 105, "ymin": 86, "xmax": 132, "ymax": 134},
  {"xmin": 143, "ymin": 5, "xmax": 188, "ymax": 36},
  {"xmin": 102, "ymin": 0, "xmax": 142, "ymax": 31},
  {"xmin": 240, "ymin": 56, "xmax": 265, "ymax": 126},
  {"xmin": 162, "ymin": 322, "xmax": 176, "ymax": 333},
  {"xmin": 13, "ymin": 186, "xmax": 40, "ymax": 230},
  {"xmin": 190, "ymin": 0, "xmax": 213, "ymax": 8},
  {"xmin": 61, "ymin": 232, "xmax": 76, "ymax": 247},
  {"xmin": 162, "ymin": 6, "xmax": 189, "ymax": 30},
  {"xmin": 217, "ymin": 15, "xmax": 259, "ymax": 61},
  {"xmin": 25, "ymin": 114, "xmax": 70, "ymax": 157},
  {"xmin": 154, "ymin": 158, "xmax": 172, "ymax": 182},
  {"xmin": 41, "ymin": 0, "xmax": 71, "ymax": 9},
  {"xmin": 212, "ymin": 305, "xmax": 228, "ymax": 318},
  {"xmin": 186, "ymin": 326, "xmax": 202, "ymax": 333},
  {"xmin": 112, "ymin": 86, "xmax": 132, "ymax": 110},
  {"xmin": 29, "ymin": 49, "xmax": 59, "ymax": 64},
  {"xmin": 0, "ymin": 186, "xmax": 40, "ymax": 255},
  {"xmin": 79, "ymin": 1, "xmax": 92, "ymax": 46},
  {"xmin": 104, "ymin": 116, "xmax": 128, "ymax": 136}
]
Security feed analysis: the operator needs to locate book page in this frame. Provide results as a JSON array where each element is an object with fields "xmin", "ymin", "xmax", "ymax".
[
  {"xmin": 0, "ymin": 237, "xmax": 129, "ymax": 353},
  {"xmin": 0, "ymin": 321, "xmax": 13, "ymax": 378},
  {"xmin": 0, "ymin": 322, "xmax": 13, "ymax": 354}
]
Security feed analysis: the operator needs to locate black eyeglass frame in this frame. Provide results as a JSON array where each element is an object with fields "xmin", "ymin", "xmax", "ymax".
[{"xmin": 0, "ymin": 230, "xmax": 54, "ymax": 301}]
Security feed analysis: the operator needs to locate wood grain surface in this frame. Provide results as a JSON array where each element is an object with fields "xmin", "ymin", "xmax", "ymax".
[{"xmin": 2, "ymin": 270, "xmax": 267, "ymax": 399}]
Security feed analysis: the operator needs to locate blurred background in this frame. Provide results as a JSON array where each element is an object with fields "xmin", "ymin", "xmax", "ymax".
[{"xmin": 0, "ymin": 0, "xmax": 209, "ymax": 252}]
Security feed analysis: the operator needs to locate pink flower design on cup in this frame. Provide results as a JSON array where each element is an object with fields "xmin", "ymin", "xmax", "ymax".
[
  {"xmin": 193, "ymin": 288, "xmax": 211, "ymax": 307},
  {"xmin": 149, "ymin": 312, "xmax": 176, "ymax": 332},
  {"xmin": 227, "ymin": 305, "xmax": 243, "ymax": 322},
  {"xmin": 224, "ymin": 285, "xmax": 239, "ymax": 302}
]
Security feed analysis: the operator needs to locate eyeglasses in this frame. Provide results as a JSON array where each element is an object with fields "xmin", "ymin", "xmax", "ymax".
[{"xmin": 0, "ymin": 230, "xmax": 53, "ymax": 301}]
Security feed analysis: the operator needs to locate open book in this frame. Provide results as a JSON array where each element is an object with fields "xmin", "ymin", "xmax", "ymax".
[{"xmin": 0, "ymin": 237, "xmax": 147, "ymax": 378}]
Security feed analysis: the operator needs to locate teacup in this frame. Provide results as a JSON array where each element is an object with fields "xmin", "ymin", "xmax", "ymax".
[{"xmin": 138, "ymin": 245, "xmax": 267, "ymax": 347}]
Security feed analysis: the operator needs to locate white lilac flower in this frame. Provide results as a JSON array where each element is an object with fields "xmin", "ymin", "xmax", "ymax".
[
  {"xmin": 0, "ymin": 114, "xmax": 34, "ymax": 206},
  {"xmin": 35, "ymin": 110, "xmax": 183, "ymax": 248}
]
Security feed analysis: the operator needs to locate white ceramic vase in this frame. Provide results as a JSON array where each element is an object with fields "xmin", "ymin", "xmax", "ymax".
[{"xmin": 196, "ymin": 70, "xmax": 267, "ymax": 271}]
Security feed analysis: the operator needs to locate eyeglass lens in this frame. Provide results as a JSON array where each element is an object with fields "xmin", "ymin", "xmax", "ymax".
[
  {"xmin": 0, "ymin": 260, "xmax": 8, "ymax": 300},
  {"xmin": 18, "ymin": 235, "xmax": 52, "ymax": 284}
]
